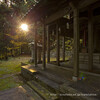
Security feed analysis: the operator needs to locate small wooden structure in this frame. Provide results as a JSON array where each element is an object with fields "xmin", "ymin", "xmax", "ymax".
[{"xmin": 24, "ymin": 0, "xmax": 100, "ymax": 81}]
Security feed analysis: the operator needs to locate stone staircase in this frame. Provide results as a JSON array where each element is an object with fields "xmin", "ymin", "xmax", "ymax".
[
  {"xmin": 21, "ymin": 65, "xmax": 60, "ymax": 100},
  {"xmin": 22, "ymin": 85, "xmax": 44, "ymax": 100},
  {"xmin": 27, "ymin": 80, "xmax": 58, "ymax": 100}
]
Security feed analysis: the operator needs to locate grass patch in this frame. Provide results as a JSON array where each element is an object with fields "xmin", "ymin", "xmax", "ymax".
[
  {"xmin": 0, "ymin": 76, "xmax": 23, "ymax": 91},
  {"xmin": 0, "ymin": 56, "xmax": 31, "ymax": 77},
  {"xmin": 0, "ymin": 56, "xmax": 31, "ymax": 91}
]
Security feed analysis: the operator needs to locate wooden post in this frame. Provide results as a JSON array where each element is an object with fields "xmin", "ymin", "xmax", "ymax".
[
  {"xmin": 34, "ymin": 21, "xmax": 37, "ymax": 67},
  {"xmin": 31, "ymin": 44, "xmax": 34, "ymax": 62},
  {"xmin": 42, "ymin": 22, "xmax": 46, "ymax": 70},
  {"xmin": 73, "ymin": 8, "xmax": 79, "ymax": 81},
  {"xmin": 47, "ymin": 25, "xmax": 50, "ymax": 63},
  {"xmin": 56, "ymin": 22, "xmax": 60, "ymax": 66},
  {"xmin": 63, "ymin": 35, "xmax": 65, "ymax": 61},
  {"xmin": 38, "ymin": 47, "xmax": 41, "ymax": 63},
  {"xmin": 88, "ymin": 8, "xmax": 93, "ymax": 71}
]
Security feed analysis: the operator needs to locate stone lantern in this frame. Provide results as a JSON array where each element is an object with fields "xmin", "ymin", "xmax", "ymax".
[{"xmin": 29, "ymin": 41, "xmax": 34, "ymax": 63}]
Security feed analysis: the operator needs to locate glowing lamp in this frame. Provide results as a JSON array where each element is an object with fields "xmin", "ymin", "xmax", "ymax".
[{"xmin": 20, "ymin": 24, "xmax": 28, "ymax": 31}]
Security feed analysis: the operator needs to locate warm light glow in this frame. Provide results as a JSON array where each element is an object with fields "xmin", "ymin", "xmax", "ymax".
[
  {"xmin": 0, "ymin": 0, "xmax": 3, "ymax": 2},
  {"xmin": 20, "ymin": 24, "xmax": 28, "ymax": 31}
]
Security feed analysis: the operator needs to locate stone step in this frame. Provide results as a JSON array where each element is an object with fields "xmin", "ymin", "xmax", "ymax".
[
  {"xmin": 22, "ymin": 85, "xmax": 44, "ymax": 100},
  {"xmin": 27, "ymin": 80, "xmax": 58, "ymax": 100},
  {"xmin": 21, "ymin": 65, "xmax": 38, "ymax": 80},
  {"xmin": 34, "ymin": 74, "xmax": 60, "ymax": 93}
]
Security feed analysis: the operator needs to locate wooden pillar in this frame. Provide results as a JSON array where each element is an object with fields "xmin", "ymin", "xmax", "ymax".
[
  {"xmin": 47, "ymin": 25, "xmax": 50, "ymax": 63},
  {"xmin": 88, "ymin": 8, "xmax": 93, "ymax": 71},
  {"xmin": 73, "ymin": 8, "xmax": 79, "ymax": 81},
  {"xmin": 31, "ymin": 44, "xmax": 34, "ymax": 62},
  {"xmin": 38, "ymin": 47, "xmax": 41, "ymax": 63},
  {"xmin": 93, "ymin": 26, "xmax": 97, "ymax": 52},
  {"xmin": 34, "ymin": 21, "xmax": 37, "ymax": 67},
  {"xmin": 56, "ymin": 22, "xmax": 60, "ymax": 66},
  {"xmin": 42, "ymin": 22, "xmax": 46, "ymax": 70},
  {"xmin": 63, "ymin": 35, "xmax": 65, "ymax": 61}
]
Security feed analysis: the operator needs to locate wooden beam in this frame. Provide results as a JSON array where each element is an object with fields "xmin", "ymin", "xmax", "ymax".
[
  {"xmin": 73, "ymin": 8, "xmax": 79, "ymax": 80},
  {"xmin": 31, "ymin": 44, "xmax": 34, "ymax": 62},
  {"xmin": 42, "ymin": 22, "xmax": 46, "ymax": 70},
  {"xmin": 47, "ymin": 25, "xmax": 50, "ymax": 63},
  {"xmin": 38, "ymin": 47, "xmax": 41, "ymax": 63},
  {"xmin": 34, "ymin": 21, "xmax": 37, "ymax": 67},
  {"xmin": 88, "ymin": 8, "xmax": 93, "ymax": 71},
  {"xmin": 78, "ymin": 0, "xmax": 99, "ymax": 9},
  {"xmin": 79, "ymin": 15, "xmax": 100, "ymax": 23},
  {"xmin": 56, "ymin": 22, "xmax": 60, "ymax": 66},
  {"xmin": 63, "ymin": 35, "xmax": 65, "ymax": 62},
  {"xmin": 80, "ymin": 0, "xmax": 100, "ymax": 12},
  {"xmin": 45, "ymin": 7, "xmax": 71, "ymax": 25}
]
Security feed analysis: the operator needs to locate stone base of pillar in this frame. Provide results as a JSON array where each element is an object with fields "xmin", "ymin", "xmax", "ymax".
[{"xmin": 72, "ymin": 76, "xmax": 78, "ymax": 82}]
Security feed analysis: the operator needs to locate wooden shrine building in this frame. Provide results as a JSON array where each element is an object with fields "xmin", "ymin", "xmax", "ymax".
[{"xmin": 23, "ymin": 0, "xmax": 100, "ymax": 81}]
